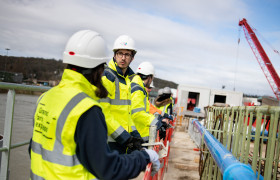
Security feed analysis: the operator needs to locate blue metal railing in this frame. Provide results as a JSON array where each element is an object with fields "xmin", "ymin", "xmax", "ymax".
[{"xmin": 192, "ymin": 119, "xmax": 259, "ymax": 180}]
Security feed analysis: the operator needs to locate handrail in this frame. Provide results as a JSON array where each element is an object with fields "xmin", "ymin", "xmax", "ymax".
[
  {"xmin": 192, "ymin": 119, "xmax": 257, "ymax": 180},
  {"xmin": 0, "ymin": 82, "xmax": 50, "ymax": 92},
  {"xmin": 0, "ymin": 82, "xmax": 51, "ymax": 179}
]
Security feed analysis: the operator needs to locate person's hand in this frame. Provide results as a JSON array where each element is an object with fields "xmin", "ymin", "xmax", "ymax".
[
  {"xmin": 157, "ymin": 119, "xmax": 168, "ymax": 140},
  {"xmin": 162, "ymin": 118, "xmax": 169, "ymax": 125},
  {"xmin": 126, "ymin": 136, "xmax": 144, "ymax": 151},
  {"xmin": 163, "ymin": 113, "xmax": 173, "ymax": 121},
  {"xmin": 159, "ymin": 126, "xmax": 166, "ymax": 140},
  {"xmin": 144, "ymin": 149, "xmax": 160, "ymax": 176}
]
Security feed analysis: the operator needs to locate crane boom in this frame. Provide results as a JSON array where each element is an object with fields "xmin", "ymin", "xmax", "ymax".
[{"xmin": 239, "ymin": 18, "xmax": 280, "ymax": 100}]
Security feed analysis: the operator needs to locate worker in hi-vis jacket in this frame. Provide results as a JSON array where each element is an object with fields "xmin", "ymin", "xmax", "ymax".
[
  {"xmin": 149, "ymin": 88, "xmax": 173, "ymax": 120},
  {"xmin": 99, "ymin": 35, "xmax": 144, "ymax": 154},
  {"xmin": 130, "ymin": 61, "xmax": 170, "ymax": 141},
  {"xmin": 155, "ymin": 87, "xmax": 173, "ymax": 116},
  {"xmin": 29, "ymin": 30, "xmax": 160, "ymax": 180}
]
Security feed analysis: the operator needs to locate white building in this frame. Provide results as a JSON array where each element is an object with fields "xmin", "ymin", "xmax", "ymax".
[
  {"xmin": 176, "ymin": 84, "xmax": 243, "ymax": 114},
  {"xmin": 242, "ymin": 97, "xmax": 261, "ymax": 106}
]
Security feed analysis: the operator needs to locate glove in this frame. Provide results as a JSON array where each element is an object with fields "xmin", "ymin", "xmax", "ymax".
[
  {"xmin": 130, "ymin": 130, "xmax": 141, "ymax": 138},
  {"xmin": 168, "ymin": 115, "xmax": 173, "ymax": 121},
  {"xmin": 144, "ymin": 149, "xmax": 160, "ymax": 176},
  {"xmin": 156, "ymin": 116, "xmax": 164, "ymax": 130},
  {"xmin": 159, "ymin": 121, "xmax": 168, "ymax": 140},
  {"xmin": 163, "ymin": 113, "xmax": 173, "ymax": 121},
  {"xmin": 126, "ymin": 136, "xmax": 144, "ymax": 151},
  {"xmin": 159, "ymin": 126, "xmax": 166, "ymax": 140},
  {"xmin": 156, "ymin": 116, "xmax": 168, "ymax": 140}
]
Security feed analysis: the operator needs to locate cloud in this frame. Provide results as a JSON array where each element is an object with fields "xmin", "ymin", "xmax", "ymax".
[{"xmin": 0, "ymin": 0, "xmax": 279, "ymax": 97}]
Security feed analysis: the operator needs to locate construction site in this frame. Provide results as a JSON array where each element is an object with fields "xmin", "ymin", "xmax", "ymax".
[{"xmin": 1, "ymin": 17, "xmax": 280, "ymax": 180}]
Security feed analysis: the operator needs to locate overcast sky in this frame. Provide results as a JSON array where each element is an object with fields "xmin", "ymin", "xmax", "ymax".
[{"xmin": 0, "ymin": 0, "xmax": 280, "ymax": 97}]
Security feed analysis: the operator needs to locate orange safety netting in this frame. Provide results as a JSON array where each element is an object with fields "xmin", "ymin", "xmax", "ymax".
[{"xmin": 143, "ymin": 117, "xmax": 176, "ymax": 180}]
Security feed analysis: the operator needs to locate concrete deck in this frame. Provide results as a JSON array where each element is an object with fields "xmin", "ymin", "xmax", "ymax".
[
  {"xmin": 163, "ymin": 121, "xmax": 200, "ymax": 180},
  {"xmin": 134, "ymin": 118, "xmax": 200, "ymax": 180}
]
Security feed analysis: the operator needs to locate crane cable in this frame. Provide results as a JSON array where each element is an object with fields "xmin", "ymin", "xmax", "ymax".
[{"xmin": 233, "ymin": 26, "xmax": 241, "ymax": 91}]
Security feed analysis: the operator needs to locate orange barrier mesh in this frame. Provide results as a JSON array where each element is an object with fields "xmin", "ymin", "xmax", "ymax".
[{"xmin": 143, "ymin": 118, "xmax": 176, "ymax": 180}]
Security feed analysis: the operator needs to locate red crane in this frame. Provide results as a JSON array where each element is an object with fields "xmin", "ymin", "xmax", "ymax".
[{"xmin": 239, "ymin": 18, "xmax": 280, "ymax": 100}]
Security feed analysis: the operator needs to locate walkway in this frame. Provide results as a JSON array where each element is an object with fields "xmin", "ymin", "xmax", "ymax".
[{"xmin": 163, "ymin": 120, "xmax": 200, "ymax": 180}]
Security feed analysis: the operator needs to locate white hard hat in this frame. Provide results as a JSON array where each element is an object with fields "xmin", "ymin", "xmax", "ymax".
[
  {"xmin": 136, "ymin": 62, "xmax": 155, "ymax": 76},
  {"xmin": 163, "ymin": 87, "xmax": 171, "ymax": 94},
  {"xmin": 158, "ymin": 89, "xmax": 164, "ymax": 96},
  {"xmin": 113, "ymin": 35, "xmax": 137, "ymax": 54},
  {"xmin": 63, "ymin": 30, "xmax": 110, "ymax": 68}
]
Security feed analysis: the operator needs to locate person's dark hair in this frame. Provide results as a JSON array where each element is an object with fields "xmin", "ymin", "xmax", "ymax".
[{"xmin": 66, "ymin": 64, "xmax": 108, "ymax": 98}]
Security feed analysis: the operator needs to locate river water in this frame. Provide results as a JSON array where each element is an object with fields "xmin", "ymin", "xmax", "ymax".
[{"xmin": 0, "ymin": 93, "xmax": 40, "ymax": 180}]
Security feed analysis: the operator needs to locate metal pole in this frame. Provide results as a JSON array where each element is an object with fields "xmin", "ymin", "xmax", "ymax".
[
  {"xmin": 0, "ymin": 134, "xmax": 3, "ymax": 169},
  {"xmin": 148, "ymin": 126, "xmax": 157, "ymax": 150},
  {"xmin": 0, "ymin": 89, "xmax": 15, "ymax": 180},
  {"xmin": 4, "ymin": 48, "xmax": 10, "ymax": 81}
]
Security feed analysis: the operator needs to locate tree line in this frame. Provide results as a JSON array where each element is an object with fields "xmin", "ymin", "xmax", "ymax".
[{"xmin": 0, "ymin": 55, "xmax": 178, "ymax": 89}]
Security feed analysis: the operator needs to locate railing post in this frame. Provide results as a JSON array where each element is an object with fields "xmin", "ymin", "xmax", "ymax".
[
  {"xmin": 0, "ymin": 82, "xmax": 51, "ymax": 179},
  {"xmin": 148, "ymin": 125, "xmax": 157, "ymax": 150},
  {"xmin": 0, "ymin": 134, "xmax": 3, "ymax": 168},
  {"xmin": 0, "ymin": 89, "xmax": 15, "ymax": 180}
]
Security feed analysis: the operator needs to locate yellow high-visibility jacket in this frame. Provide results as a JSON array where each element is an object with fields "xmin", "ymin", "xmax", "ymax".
[
  {"xmin": 168, "ymin": 96, "xmax": 174, "ymax": 114},
  {"xmin": 162, "ymin": 96, "xmax": 173, "ymax": 115},
  {"xmin": 100, "ymin": 59, "xmax": 139, "ymax": 144},
  {"xmin": 31, "ymin": 69, "xmax": 99, "ymax": 179},
  {"xmin": 131, "ymin": 75, "xmax": 158, "ymax": 141},
  {"xmin": 159, "ymin": 106, "xmax": 167, "ymax": 114}
]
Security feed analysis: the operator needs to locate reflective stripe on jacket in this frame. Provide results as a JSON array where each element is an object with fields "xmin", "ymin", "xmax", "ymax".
[
  {"xmin": 31, "ymin": 69, "xmax": 100, "ymax": 180},
  {"xmin": 100, "ymin": 59, "xmax": 138, "ymax": 144},
  {"xmin": 131, "ymin": 75, "xmax": 158, "ymax": 141}
]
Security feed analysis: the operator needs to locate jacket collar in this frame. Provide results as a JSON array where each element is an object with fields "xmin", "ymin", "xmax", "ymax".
[
  {"xmin": 59, "ymin": 69, "xmax": 100, "ymax": 101},
  {"xmin": 108, "ymin": 58, "xmax": 134, "ymax": 78},
  {"xmin": 133, "ymin": 75, "xmax": 146, "ymax": 88}
]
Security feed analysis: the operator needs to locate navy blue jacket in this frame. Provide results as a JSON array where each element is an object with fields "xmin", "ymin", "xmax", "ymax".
[{"xmin": 75, "ymin": 106, "xmax": 150, "ymax": 180}]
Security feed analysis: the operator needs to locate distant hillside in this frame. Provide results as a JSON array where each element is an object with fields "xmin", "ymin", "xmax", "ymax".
[
  {"xmin": 0, "ymin": 55, "xmax": 65, "ymax": 81},
  {"xmin": 153, "ymin": 77, "xmax": 178, "ymax": 89},
  {"xmin": 0, "ymin": 55, "xmax": 178, "ymax": 88}
]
